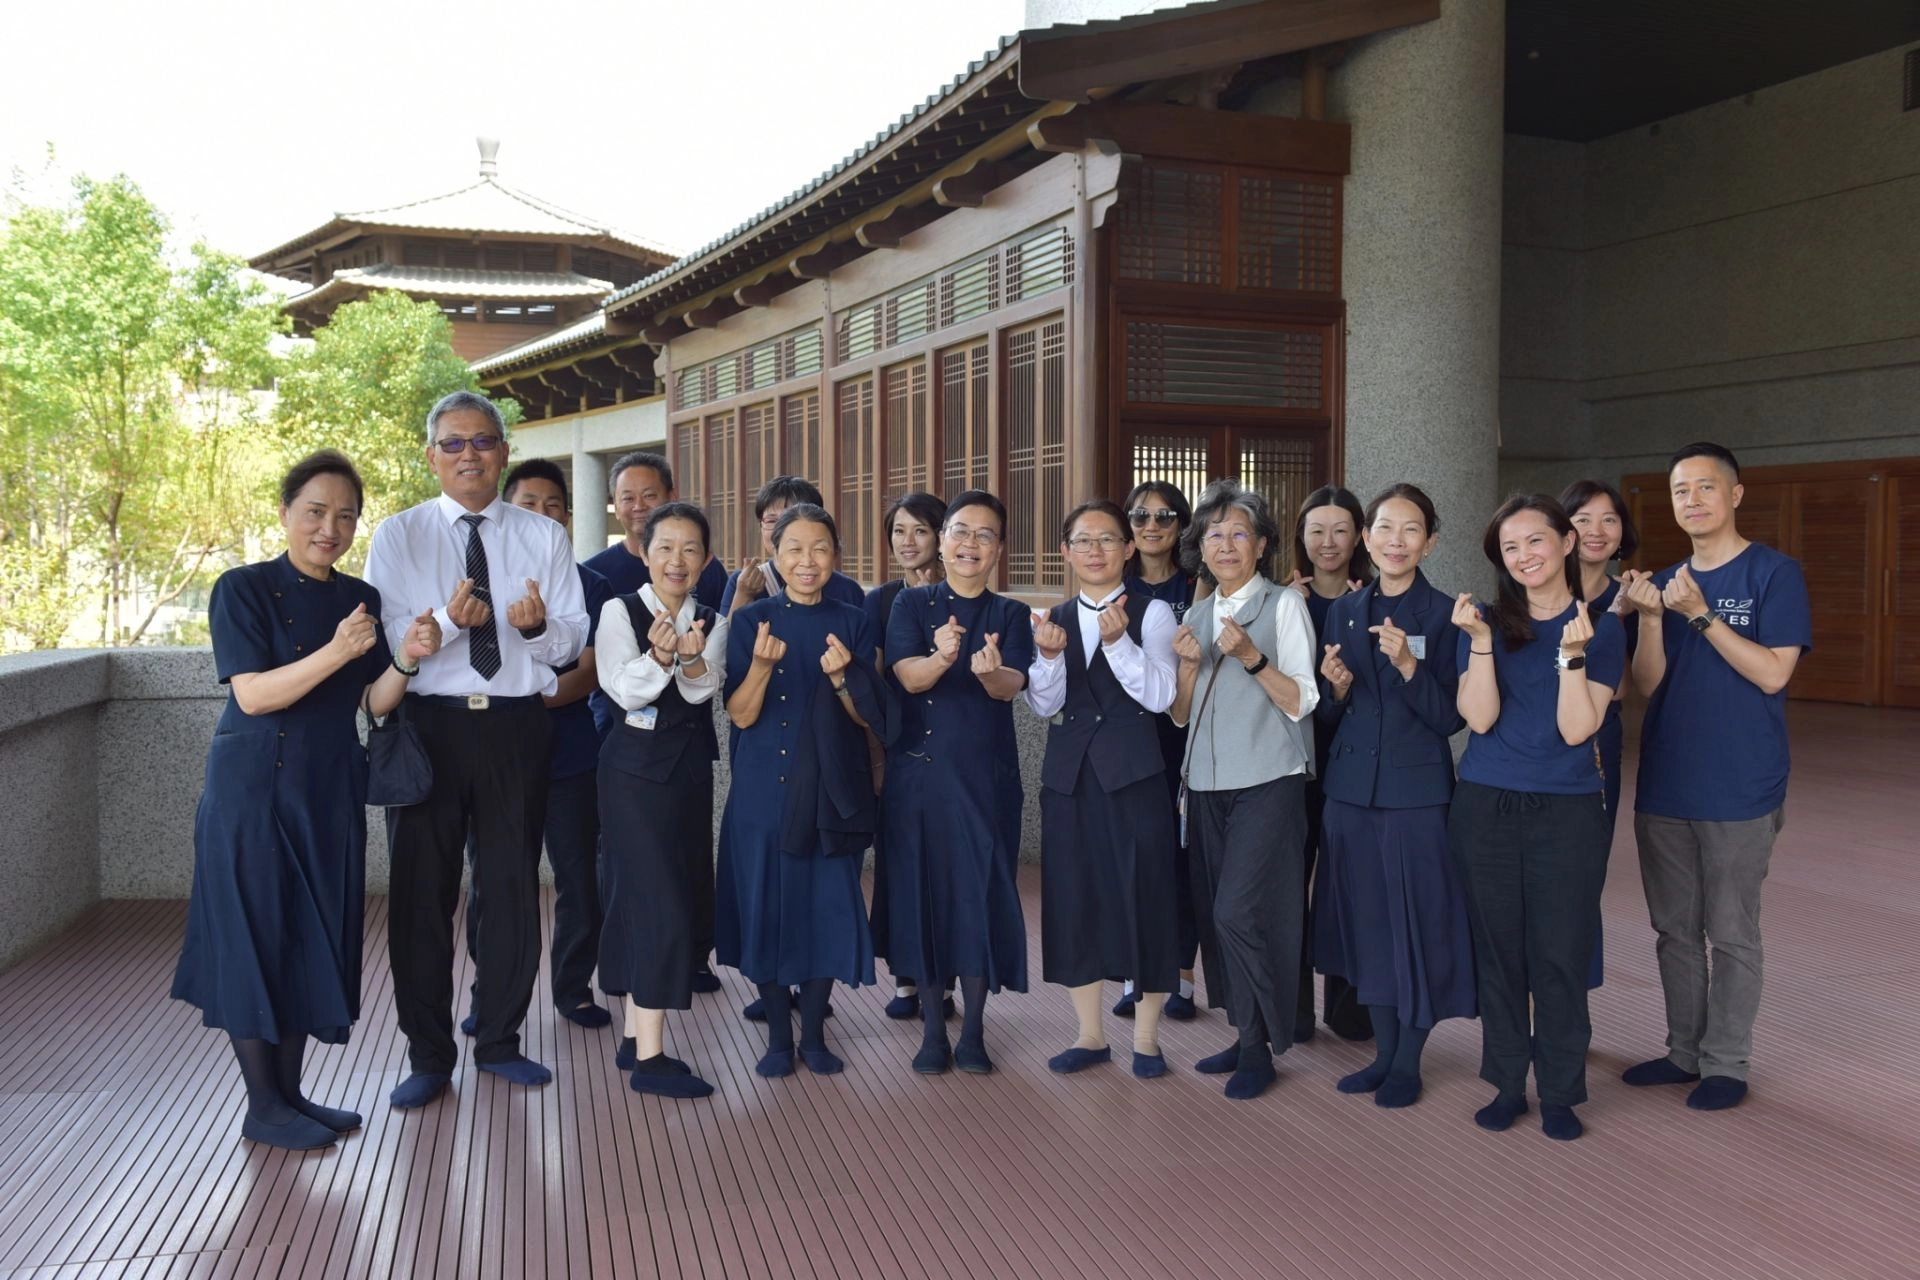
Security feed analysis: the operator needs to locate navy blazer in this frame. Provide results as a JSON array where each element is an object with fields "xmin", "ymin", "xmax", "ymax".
[
  {"xmin": 1314, "ymin": 571, "xmax": 1463, "ymax": 810},
  {"xmin": 778, "ymin": 658, "xmax": 897, "ymax": 858}
]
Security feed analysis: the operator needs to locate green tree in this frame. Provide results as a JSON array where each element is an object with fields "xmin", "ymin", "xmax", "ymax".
[
  {"xmin": 0, "ymin": 171, "xmax": 287, "ymax": 650},
  {"xmin": 272, "ymin": 291, "xmax": 518, "ymax": 523}
]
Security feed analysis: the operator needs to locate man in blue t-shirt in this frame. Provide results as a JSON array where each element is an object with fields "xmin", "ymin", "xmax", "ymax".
[
  {"xmin": 583, "ymin": 450, "xmax": 727, "ymax": 737},
  {"xmin": 460, "ymin": 459, "xmax": 614, "ymax": 1031},
  {"xmin": 718, "ymin": 474, "xmax": 867, "ymax": 616},
  {"xmin": 1620, "ymin": 442, "xmax": 1812, "ymax": 1112}
]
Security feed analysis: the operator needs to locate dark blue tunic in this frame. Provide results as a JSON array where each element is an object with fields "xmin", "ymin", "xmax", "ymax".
[
  {"xmin": 1125, "ymin": 572, "xmax": 1199, "ymax": 965},
  {"xmin": 864, "ymin": 578, "xmax": 911, "ymax": 965},
  {"xmin": 171, "ymin": 555, "xmax": 390, "ymax": 1044},
  {"xmin": 880, "ymin": 584, "xmax": 1033, "ymax": 992},
  {"xmin": 715, "ymin": 594, "xmax": 877, "ymax": 987}
]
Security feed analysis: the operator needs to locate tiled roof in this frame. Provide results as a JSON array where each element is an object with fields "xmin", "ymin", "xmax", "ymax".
[
  {"xmin": 469, "ymin": 311, "xmax": 610, "ymax": 377},
  {"xmin": 252, "ymin": 178, "xmax": 675, "ymax": 268},
  {"xmin": 284, "ymin": 265, "xmax": 613, "ymax": 310}
]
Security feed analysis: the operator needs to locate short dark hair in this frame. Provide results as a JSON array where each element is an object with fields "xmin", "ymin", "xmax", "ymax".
[
  {"xmin": 1293, "ymin": 485, "xmax": 1374, "ymax": 583},
  {"xmin": 1557, "ymin": 477, "xmax": 1639, "ymax": 564},
  {"xmin": 503, "ymin": 458, "xmax": 569, "ymax": 509},
  {"xmin": 1365, "ymin": 483, "xmax": 1440, "ymax": 536},
  {"xmin": 610, "ymin": 450, "xmax": 672, "ymax": 497},
  {"xmin": 1061, "ymin": 499, "xmax": 1130, "ymax": 543},
  {"xmin": 1480, "ymin": 493, "xmax": 1582, "ymax": 651},
  {"xmin": 945, "ymin": 489, "xmax": 1009, "ymax": 540},
  {"xmin": 1183, "ymin": 480, "xmax": 1282, "ymax": 585},
  {"xmin": 884, "ymin": 491, "xmax": 948, "ymax": 540},
  {"xmin": 280, "ymin": 449, "xmax": 365, "ymax": 511},
  {"xmin": 1123, "ymin": 480, "xmax": 1193, "ymax": 528},
  {"xmin": 771, "ymin": 501, "xmax": 840, "ymax": 553},
  {"xmin": 1669, "ymin": 441, "xmax": 1740, "ymax": 482},
  {"xmin": 755, "ymin": 475, "xmax": 827, "ymax": 519},
  {"xmin": 641, "ymin": 500, "xmax": 710, "ymax": 553}
]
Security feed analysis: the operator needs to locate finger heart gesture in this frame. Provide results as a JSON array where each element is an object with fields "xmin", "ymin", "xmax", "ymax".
[
  {"xmin": 751, "ymin": 620, "xmax": 787, "ymax": 668},
  {"xmin": 971, "ymin": 631, "xmax": 1003, "ymax": 677},
  {"xmin": 1369, "ymin": 614, "xmax": 1414, "ymax": 676},
  {"xmin": 1096, "ymin": 594, "xmax": 1129, "ymax": 646},
  {"xmin": 933, "ymin": 614, "xmax": 967, "ymax": 663},
  {"xmin": 820, "ymin": 632, "xmax": 853, "ymax": 676},
  {"xmin": 446, "ymin": 578, "xmax": 491, "ymax": 628},
  {"xmin": 1172, "ymin": 623, "xmax": 1203, "ymax": 665},
  {"xmin": 1450, "ymin": 592, "xmax": 1489, "ymax": 640},
  {"xmin": 1320, "ymin": 642, "xmax": 1352, "ymax": 691},
  {"xmin": 1031, "ymin": 611, "xmax": 1068, "ymax": 661},
  {"xmin": 1561, "ymin": 604, "xmax": 1594, "ymax": 657},
  {"xmin": 505, "ymin": 579, "xmax": 545, "ymax": 631},
  {"xmin": 675, "ymin": 618, "xmax": 707, "ymax": 661}
]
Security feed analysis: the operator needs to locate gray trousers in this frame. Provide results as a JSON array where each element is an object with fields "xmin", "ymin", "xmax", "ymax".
[
  {"xmin": 1634, "ymin": 808, "xmax": 1784, "ymax": 1081},
  {"xmin": 1189, "ymin": 775, "xmax": 1307, "ymax": 1054}
]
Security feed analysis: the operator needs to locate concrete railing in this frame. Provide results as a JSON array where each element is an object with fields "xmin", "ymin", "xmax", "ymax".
[{"xmin": 0, "ymin": 646, "xmax": 1050, "ymax": 974}]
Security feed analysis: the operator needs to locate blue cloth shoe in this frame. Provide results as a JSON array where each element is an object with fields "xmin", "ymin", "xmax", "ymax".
[
  {"xmin": 389, "ymin": 1072, "xmax": 451, "ymax": 1109},
  {"xmin": 884, "ymin": 993, "xmax": 921, "ymax": 1019},
  {"xmin": 477, "ymin": 1055, "xmax": 552, "ymax": 1087},
  {"xmin": 1474, "ymin": 1094, "xmax": 1528, "ymax": 1131},
  {"xmin": 1111, "ymin": 990, "xmax": 1138, "ymax": 1018},
  {"xmin": 913, "ymin": 1037, "xmax": 951, "ymax": 1075},
  {"xmin": 1623, "ymin": 1057, "xmax": 1702, "ymax": 1087},
  {"xmin": 1131, "ymin": 1052, "xmax": 1168, "ymax": 1079},
  {"xmin": 755, "ymin": 1049, "xmax": 796, "ymax": 1078},
  {"xmin": 241, "ymin": 1110, "xmax": 338, "ymax": 1150},
  {"xmin": 1686, "ymin": 1076, "xmax": 1749, "ymax": 1111},
  {"xmin": 954, "ymin": 1037, "xmax": 994, "ymax": 1075},
  {"xmin": 1374, "ymin": 1073, "xmax": 1423, "ymax": 1109},
  {"xmin": 561, "ymin": 1003, "xmax": 611, "ymax": 1028},
  {"xmin": 294, "ymin": 1100, "xmax": 362, "ymax": 1132},
  {"xmin": 1224, "ymin": 1055, "xmax": 1277, "ymax": 1100},
  {"xmin": 800, "ymin": 1046, "xmax": 845, "ymax": 1075},
  {"xmin": 615, "ymin": 1037, "xmax": 637, "ymax": 1071},
  {"xmin": 459, "ymin": 1011, "xmax": 477, "ymax": 1037},
  {"xmin": 1194, "ymin": 1042, "xmax": 1242, "ymax": 1075},
  {"xmin": 1162, "ymin": 993, "xmax": 1198, "ymax": 1021},
  {"xmin": 689, "ymin": 967, "xmax": 723, "ymax": 994},
  {"xmin": 1047, "ymin": 1045, "xmax": 1111, "ymax": 1074},
  {"xmin": 631, "ymin": 1068, "xmax": 715, "ymax": 1099},
  {"xmin": 1541, "ymin": 1103, "xmax": 1584, "ymax": 1140}
]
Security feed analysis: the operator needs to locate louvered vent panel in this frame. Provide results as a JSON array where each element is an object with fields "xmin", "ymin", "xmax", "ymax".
[
  {"xmin": 790, "ymin": 327, "xmax": 823, "ymax": 378},
  {"xmin": 677, "ymin": 367, "xmax": 706, "ymax": 411},
  {"xmin": 1238, "ymin": 175, "xmax": 1338, "ymax": 293},
  {"xmin": 838, "ymin": 303, "xmax": 882, "ymax": 363},
  {"xmin": 1008, "ymin": 227, "xmax": 1074, "ymax": 302},
  {"xmin": 1124, "ymin": 322, "xmax": 1323, "ymax": 409},
  {"xmin": 1114, "ymin": 166, "xmax": 1223, "ymax": 285}
]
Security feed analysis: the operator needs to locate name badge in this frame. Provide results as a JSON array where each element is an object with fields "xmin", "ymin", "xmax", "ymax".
[
  {"xmin": 625, "ymin": 707, "xmax": 659, "ymax": 732},
  {"xmin": 1408, "ymin": 636, "xmax": 1427, "ymax": 660}
]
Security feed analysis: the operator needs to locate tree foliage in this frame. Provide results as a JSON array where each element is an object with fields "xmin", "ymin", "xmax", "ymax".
[
  {"xmin": 0, "ymin": 171, "xmax": 287, "ymax": 650},
  {"xmin": 273, "ymin": 291, "xmax": 519, "ymax": 523}
]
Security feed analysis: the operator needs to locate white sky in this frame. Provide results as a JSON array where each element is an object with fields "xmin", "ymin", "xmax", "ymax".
[{"xmin": 1, "ymin": 0, "xmax": 1028, "ymax": 262}]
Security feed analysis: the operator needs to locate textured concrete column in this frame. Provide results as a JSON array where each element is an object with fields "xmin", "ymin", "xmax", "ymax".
[
  {"xmin": 571, "ymin": 442, "xmax": 608, "ymax": 562},
  {"xmin": 1330, "ymin": 0, "xmax": 1505, "ymax": 596}
]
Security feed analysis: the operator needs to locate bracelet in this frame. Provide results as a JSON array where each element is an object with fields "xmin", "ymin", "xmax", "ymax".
[
  {"xmin": 1470, "ymin": 647, "xmax": 1493, "ymax": 656},
  {"xmin": 392, "ymin": 655, "xmax": 420, "ymax": 677},
  {"xmin": 517, "ymin": 620, "xmax": 547, "ymax": 640},
  {"xmin": 1243, "ymin": 654, "xmax": 1269, "ymax": 677},
  {"xmin": 676, "ymin": 652, "xmax": 703, "ymax": 668},
  {"xmin": 831, "ymin": 680, "xmax": 852, "ymax": 698}
]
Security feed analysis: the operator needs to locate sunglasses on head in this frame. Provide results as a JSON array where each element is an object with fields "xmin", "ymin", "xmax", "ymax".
[{"xmin": 1129, "ymin": 508, "xmax": 1179, "ymax": 528}]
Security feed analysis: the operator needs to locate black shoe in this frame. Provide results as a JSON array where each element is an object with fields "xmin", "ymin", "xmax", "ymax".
[
  {"xmin": 1112, "ymin": 990, "xmax": 1139, "ymax": 1018},
  {"xmin": 1686, "ymin": 1076, "xmax": 1748, "ymax": 1111},
  {"xmin": 1163, "ymin": 993, "xmax": 1198, "ymax": 1021},
  {"xmin": 690, "ymin": 967, "xmax": 723, "ymax": 994}
]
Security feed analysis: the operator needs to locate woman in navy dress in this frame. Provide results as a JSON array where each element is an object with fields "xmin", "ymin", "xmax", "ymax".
[
  {"xmin": 172, "ymin": 451, "xmax": 439, "ymax": 1150},
  {"xmin": 1290, "ymin": 485, "xmax": 1375, "ymax": 1043},
  {"xmin": 1314, "ymin": 484, "xmax": 1474, "ymax": 1109},
  {"xmin": 864, "ymin": 491, "xmax": 950, "ymax": 1021},
  {"xmin": 883, "ymin": 489, "xmax": 1034, "ymax": 1076},
  {"xmin": 1028, "ymin": 501, "xmax": 1181, "ymax": 1079},
  {"xmin": 1449, "ymin": 493, "xmax": 1623, "ymax": 1141},
  {"xmin": 718, "ymin": 504, "xmax": 878, "ymax": 1077},
  {"xmin": 1560, "ymin": 477, "xmax": 1642, "ymax": 990},
  {"xmin": 596, "ymin": 502, "xmax": 729, "ymax": 1098},
  {"xmin": 1111, "ymin": 480, "xmax": 1202, "ymax": 1022}
]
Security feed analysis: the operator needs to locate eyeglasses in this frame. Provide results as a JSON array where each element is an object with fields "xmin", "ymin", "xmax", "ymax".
[
  {"xmin": 758, "ymin": 514, "xmax": 783, "ymax": 528},
  {"xmin": 1067, "ymin": 534, "xmax": 1126, "ymax": 553},
  {"xmin": 1129, "ymin": 509, "xmax": 1179, "ymax": 528},
  {"xmin": 433, "ymin": 435, "xmax": 502, "ymax": 454},
  {"xmin": 1201, "ymin": 529, "xmax": 1254, "ymax": 548},
  {"xmin": 944, "ymin": 525, "xmax": 1000, "ymax": 547}
]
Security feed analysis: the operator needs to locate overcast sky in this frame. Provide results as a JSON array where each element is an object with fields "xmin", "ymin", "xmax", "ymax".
[{"xmin": 2, "ymin": 0, "xmax": 1027, "ymax": 263}]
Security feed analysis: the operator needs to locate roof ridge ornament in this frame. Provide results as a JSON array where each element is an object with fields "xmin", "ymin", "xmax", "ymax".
[{"xmin": 477, "ymin": 137, "xmax": 501, "ymax": 180}]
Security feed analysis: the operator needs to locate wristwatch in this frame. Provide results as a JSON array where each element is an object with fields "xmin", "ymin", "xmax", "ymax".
[
  {"xmin": 1687, "ymin": 611, "xmax": 1719, "ymax": 633},
  {"xmin": 1555, "ymin": 651, "xmax": 1586, "ymax": 671},
  {"xmin": 1243, "ymin": 654, "xmax": 1270, "ymax": 677}
]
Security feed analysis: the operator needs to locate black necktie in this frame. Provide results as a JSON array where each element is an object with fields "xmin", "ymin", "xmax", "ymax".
[{"xmin": 460, "ymin": 513, "xmax": 502, "ymax": 680}]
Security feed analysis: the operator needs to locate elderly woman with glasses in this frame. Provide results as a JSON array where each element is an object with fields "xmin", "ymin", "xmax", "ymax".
[
  {"xmin": 1169, "ymin": 479, "xmax": 1320, "ymax": 1100},
  {"xmin": 1026, "ymin": 500, "xmax": 1181, "ymax": 1079},
  {"xmin": 880, "ymin": 489, "xmax": 1034, "ymax": 1076}
]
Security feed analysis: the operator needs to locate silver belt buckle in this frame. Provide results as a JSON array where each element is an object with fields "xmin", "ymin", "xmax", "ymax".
[{"xmin": 466, "ymin": 694, "xmax": 490, "ymax": 711}]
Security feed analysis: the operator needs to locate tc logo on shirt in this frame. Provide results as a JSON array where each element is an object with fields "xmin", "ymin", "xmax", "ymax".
[{"xmin": 1715, "ymin": 596, "xmax": 1755, "ymax": 629}]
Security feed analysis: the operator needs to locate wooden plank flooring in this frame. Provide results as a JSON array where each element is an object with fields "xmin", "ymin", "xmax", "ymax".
[{"xmin": 1, "ymin": 702, "xmax": 1916, "ymax": 1279}]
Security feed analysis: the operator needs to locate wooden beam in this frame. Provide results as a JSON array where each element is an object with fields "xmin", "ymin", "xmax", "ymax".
[
  {"xmin": 854, "ymin": 202, "xmax": 943, "ymax": 249},
  {"xmin": 1018, "ymin": 0, "xmax": 1438, "ymax": 102},
  {"xmin": 933, "ymin": 161, "xmax": 1005, "ymax": 208},
  {"xmin": 684, "ymin": 298, "xmax": 742, "ymax": 329},
  {"xmin": 642, "ymin": 318, "xmax": 690, "ymax": 345},
  {"xmin": 789, "ymin": 240, "xmax": 865, "ymax": 280},
  {"xmin": 734, "ymin": 274, "xmax": 803, "ymax": 308},
  {"xmin": 1030, "ymin": 101, "xmax": 1351, "ymax": 175},
  {"xmin": 607, "ymin": 345, "xmax": 658, "ymax": 384}
]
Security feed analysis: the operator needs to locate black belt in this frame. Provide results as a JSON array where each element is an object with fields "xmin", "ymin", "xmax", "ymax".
[{"xmin": 408, "ymin": 692, "xmax": 543, "ymax": 711}]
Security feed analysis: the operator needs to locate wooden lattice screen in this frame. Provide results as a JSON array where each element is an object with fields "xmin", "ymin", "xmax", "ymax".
[
  {"xmin": 1004, "ymin": 318, "xmax": 1068, "ymax": 592},
  {"xmin": 835, "ymin": 378, "xmax": 879, "ymax": 582},
  {"xmin": 940, "ymin": 341, "xmax": 991, "ymax": 498}
]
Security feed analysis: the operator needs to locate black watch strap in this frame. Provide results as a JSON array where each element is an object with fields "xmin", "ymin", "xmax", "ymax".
[
  {"xmin": 1688, "ymin": 611, "xmax": 1717, "ymax": 633},
  {"xmin": 1244, "ymin": 654, "xmax": 1270, "ymax": 677}
]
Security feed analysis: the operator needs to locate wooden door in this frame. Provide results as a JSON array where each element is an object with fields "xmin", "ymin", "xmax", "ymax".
[
  {"xmin": 1789, "ymin": 478, "xmax": 1879, "ymax": 704},
  {"xmin": 1119, "ymin": 424, "xmax": 1321, "ymax": 523},
  {"xmin": 1886, "ymin": 476, "xmax": 1920, "ymax": 709}
]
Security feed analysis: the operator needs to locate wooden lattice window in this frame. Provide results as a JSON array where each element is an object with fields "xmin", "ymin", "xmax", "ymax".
[
  {"xmin": 1237, "ymin": 435, "xmax": 1315, "ymax": 533},
  {"xmin": 939, "ymin": 256, "xmax": 1000, "ymax": 330},
  {"xmin": 836, "ymin": 378, "xmax": 879, "ymax": 582},
  {"xmin": 704, "ymin": 410, "xmax": 739, "ymax": 566},
  {"xmin": 741, "ymin": 401, "xmax": 778, "ymax": 542},
  {"xmin": 1127, "ymin": 433, "xmax": 1212, "ymax": 508},
  {"xmin": 1005, "ymin": 226, "xmax": 1075, "ymax": 302},
  {"xmin": 837, "ymin": 302, "xmax": 883, "ymax": 363},
  {"xmin": 1237, "ymin": 175, "xmax": 1338, "ymax": 293},
  {"xmin": 787, "ymin": 328, "xmax": 824, "ymax": 378},
  {"xmin": 676, "ymin": 367, "xmax": 707, "ymax": 412},
  {"xmin": 1004, "ymin": 318, "xmax": 1068, "ymax": 593},
  {"xmin": 672, "ymin": 419, "xmax": 704, "ymax": 518},
  {"xmin": 939, "ymin": 341, "xmax": 991, "ymax": 497},
  {"xmin": 886, "ymin": 282, "xmax": 938, "ymax": 347},
  {"xmin": 1113, "ymin": 165, "xmax": 1223, "ymax": 285},
  {"xmin": 883, "ymin": 359, "xmax": 932, "ymax": 502},
  {"xmin": 1123, "ymin": 321, "xmax": 1325, "ymax": 409},
  {"xmin": 782, "ymin": 390, "xmax": 822, "ymax": 483}
]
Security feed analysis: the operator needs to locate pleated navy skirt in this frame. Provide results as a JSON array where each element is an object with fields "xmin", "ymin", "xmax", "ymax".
[{"xmin": 1039, "ymin": 759, "xmax": 1180, "ymax": 991}]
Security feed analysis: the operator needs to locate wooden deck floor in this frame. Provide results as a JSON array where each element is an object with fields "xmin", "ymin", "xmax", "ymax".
[{"xmin": 2, "ymin": 703, "xmax": 1917, "ymax": 1280}]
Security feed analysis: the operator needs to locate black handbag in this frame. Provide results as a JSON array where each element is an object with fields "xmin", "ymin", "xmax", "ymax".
[{"xmin": 361, "ymin": 688, "xmax": 433, "ymax": 807}]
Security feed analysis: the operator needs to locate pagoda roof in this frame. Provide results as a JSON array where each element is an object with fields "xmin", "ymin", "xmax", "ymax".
[
  {"xmin": 469, "ymin": 312, "xmax": 611, "ymax": 377},
  {"xmin": 284, "ymin": 265, "xmax": 613, "ymax": 312},
  {"xmin": 252, "ymin": 171, "xmax": 674, "ymax": 275}
]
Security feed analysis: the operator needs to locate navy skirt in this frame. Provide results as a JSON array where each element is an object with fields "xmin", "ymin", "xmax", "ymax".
[
  {"xmin": 1315, "ymin": 797, "xmax": 1476, "ymax": 1030},
  {"xmin": 1039, "ymin": 759, "xmax": 1180, "ymax": 991}
]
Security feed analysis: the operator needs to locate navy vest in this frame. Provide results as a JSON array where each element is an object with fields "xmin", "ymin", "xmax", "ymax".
[
  {"xmin": 597, "ymin": 594, "xmax": 722, "ymax": 783},
  {"xmin": 1040, "ymin": 594, "xmax": 1165, "ymax": 796}
]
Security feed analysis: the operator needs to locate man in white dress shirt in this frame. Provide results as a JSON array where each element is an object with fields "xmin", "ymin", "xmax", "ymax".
[{"xmin": 365, "ymin": 390, "xmax": 587, "ymax": 1109}]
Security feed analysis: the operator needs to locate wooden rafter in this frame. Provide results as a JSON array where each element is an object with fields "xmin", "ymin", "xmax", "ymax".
[
  {"xmin": 854, "ymin": 203, "xmax": 944, "ymax": 249},
  {"xmin": 1030, "ymin": 101, "xmax": 1351, "ymax": 174}
]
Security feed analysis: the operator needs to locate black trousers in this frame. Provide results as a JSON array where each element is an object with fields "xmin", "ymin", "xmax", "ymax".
[
  {"xmin": 1189, "ymin": 775, "xmax": 1307, "ymax": 1054},
  {"xmin": 465, "ymin": 767, "xmax": 602, "ymax": 1009},
  {"xmin": 389, "ymin": 699, "xmax": 552, "ymax": 1074},
  {"xmin": 1447, "ymin": 781, "xmax": 1609, "ymax": 1106}
]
